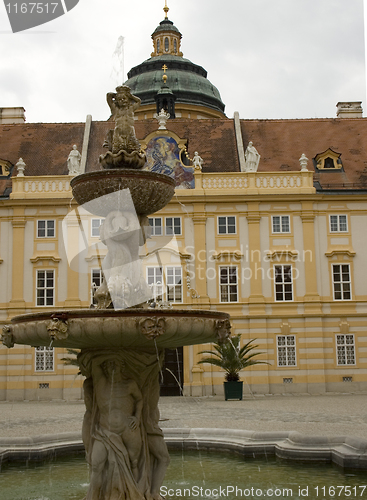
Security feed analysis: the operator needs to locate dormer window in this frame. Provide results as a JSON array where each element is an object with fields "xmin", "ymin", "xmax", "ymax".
[
  {"xmin": 314, "ymin": 148, "xmax": 343, "ymax": 170},
  {"xmin": 0, "ymin": 159, "xmax": 12, "ymax": 177},
  {"xmin": 165, "ymin": 37, "xmax": 169, "ymax": 52}
]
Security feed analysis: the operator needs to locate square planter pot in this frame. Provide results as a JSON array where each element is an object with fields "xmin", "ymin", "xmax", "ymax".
[{"xmin": 224, "ymin": 381, "xmax": 243, "ymax": 401}]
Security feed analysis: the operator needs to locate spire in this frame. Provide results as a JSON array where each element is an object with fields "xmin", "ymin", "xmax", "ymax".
[
  {"xmin": 155, "ymin": 64, "xmax": 176, "ymax": 118},
  {"xmin": 163, "ymin": 0, "xmax": 169, "ymax": 19}
]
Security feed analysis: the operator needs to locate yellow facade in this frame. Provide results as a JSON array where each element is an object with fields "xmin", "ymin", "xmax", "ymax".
[{"xmin": 1, "ymin": 166, "xmax": 367, "ymax": 400}]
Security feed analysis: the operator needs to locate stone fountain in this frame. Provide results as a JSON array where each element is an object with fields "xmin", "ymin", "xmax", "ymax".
[{"xmin": 1, "ymin": 85, "xmax": 230, "ymax": 500}]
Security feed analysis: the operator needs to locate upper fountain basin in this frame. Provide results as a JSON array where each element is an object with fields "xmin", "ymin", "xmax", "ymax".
[
  {"xmin": 6, "ymin": 309, "xmax": 231, "ymax": 350},
  {"xmin": 70, "ymin": 169, "xmax": 176, "ymax": 217}
]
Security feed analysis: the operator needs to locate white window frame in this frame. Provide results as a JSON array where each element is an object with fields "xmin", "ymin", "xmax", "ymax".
[
  {"xmin": 36, "ymin": 270, "xmax": 55, "ymax": 307},
  {"xmin": 37, "ymin": 219, "xmax": 55, "ymax": 238},
  {"xmin": 329, "ymin": 214, "xmax": 348, "ymax": 233},
  {"xmin": 149, "ymin": 217, "xmax": 163, "ymax": 236},
  {"xmin": 332, "ymin": 264, "xmax": 352, "ymax": 301},
  {"xmin": 277, "ymin": 335, "xmax": 297, "ymax": 367},
  {"xmin": 336, "ymin": 334, "xmax": 356, "ymax": 366},
  {"xmin": 91, "ymin": 218, "xmax": 104, "ymax": 238},
  {"xmin": 219, "ymin": 266, "xmax": 238, "ymax": 302},
  {"xmin": 147, "ymin": 266, "xmax": 183, "ymax": 303},
  {"xmin": 274, "ymin": 265, "xmax": 293, "ymax": 301},
  {"xmin": 91, "ymin": 268, "xmax": 103, "ymax": 304},
  {"xmin": 166, "ymin": 266, "xmax": 183, "ymax": 303},
  {"xmin": 35, "ymin": 346, "xmax": 54, "ymax": 372},
  {"xmin": 272, "ymin": 215, "xmax": 290, "ymax": 234},
  {"xmin": 165, "ymin": 217, "xmax": 182, "ymax": 236},
  {"xmin": 147, "ymin": 267, "xmax": 164, "ymax": 299},
  {"xmin": 217, "ymin": 216, "xmax": 236, "ymax": 235}
]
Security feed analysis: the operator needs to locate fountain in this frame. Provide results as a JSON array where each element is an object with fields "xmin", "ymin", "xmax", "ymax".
[{"xmin": 1, "ymin": 85, "xmax": 231, "ymax": 500}]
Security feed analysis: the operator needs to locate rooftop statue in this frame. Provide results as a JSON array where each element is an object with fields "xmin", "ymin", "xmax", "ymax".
[
  {"xmin": 67, "ymin": 145, "xmax": 82, "ymax": 175},
  {"xmin": 244, "ymin": 141, "xmax": 260, "ymax": 172}
]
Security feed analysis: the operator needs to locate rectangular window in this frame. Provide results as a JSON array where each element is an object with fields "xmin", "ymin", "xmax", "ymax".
[
  {"xmin": 330, "ymin": 215, "xmax": 348, "ymax": 232},
  {"xmin": 147, "ymin": 267, "xmax": 163, "ymax": 299},
  {"xmin": 274, "ymin": 265, "xmax": 293, "ymax": 301},
  {"xmin": 91, "ymin": 218, "xmax": 104, "ymax": 237},
  {"xmin": 166, "ymin": 267, "xmax": 182, "ymax": 303},
  {"xmin": 277, "ymin": 335, "xmax": 296, "ymax": 366},
  {"xmin": 336, "ymin": 334, "xmax": 356, "ymax": 365},
  {"xmin": 219, "ymin": 266, "xmax": 238, "ymax": 302},
  {"xmin": 272, "ymin": 215, "xmax": 290, "ymax": 233},
  {"xmin": 148, "ymin": 217, "xmax": 163, "ymax": 236},
  {"xmin": 165, "ymin": 217, "xmax": 182, "ymax": 236},
  {"xmin": 35, "ymin": 346, "xmax": 54, "ymax": 371},
  {"xmin": 91, "ymin": 268, "xmax": 103, "ymax": 304},
  {"xmin": 218, "ymin": 216, "xmax": 236, "ymax": 235},
  {"xmin": 36, "ymin": 270, "xmax": 55, "ymax": 306},
  {"xmin": 37, "ymin": 220, "xmax": 55, "ymax": 238},
  {"xmin": 332, "ymin": 264, "xmax": 351, "ymax": 300}
]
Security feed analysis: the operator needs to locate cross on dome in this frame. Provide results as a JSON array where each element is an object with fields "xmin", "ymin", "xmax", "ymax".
[{"xmin": 164, "ymin": 0, "xmax": 169, "ymax": 19}]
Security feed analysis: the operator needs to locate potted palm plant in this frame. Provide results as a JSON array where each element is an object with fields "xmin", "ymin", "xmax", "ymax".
[{"xmin": 198, "ymin": 335, "xmax": 268, "ymax": 400}]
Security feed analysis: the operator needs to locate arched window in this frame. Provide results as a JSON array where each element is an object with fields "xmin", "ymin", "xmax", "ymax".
[
  {"xmin": 324, "ymin": 157, "xmax": 335, "ymax": 168},
  {"xmin": 165, "ymin": 37, "xmax": 169, "ymax": 52},
  {"xmin": 174, "ymin": 39, "xmax": 177, "ymax": 53},
  {"xmin": 157, "ymin": 39, "xmax": 160, "ymax": 53}
]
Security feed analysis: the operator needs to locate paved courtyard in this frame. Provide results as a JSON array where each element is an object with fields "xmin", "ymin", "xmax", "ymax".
[{"xmin": 1, "ymin": 393, "xmax": 366, "ymax": 440}]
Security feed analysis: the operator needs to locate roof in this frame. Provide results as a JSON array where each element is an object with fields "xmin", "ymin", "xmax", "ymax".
[
  {"xmin": 125, "ymin": 55, "xmax": 225, "ymax": 114},
  {"xmin": 0, "ymin": 116, "xmax": 367, "ymax": 196}
]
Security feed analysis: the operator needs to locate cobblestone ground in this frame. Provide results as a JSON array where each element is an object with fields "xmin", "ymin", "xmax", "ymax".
[{"xmin": 1, "ymin": 393, "xmax": 366, "ymax": 440}]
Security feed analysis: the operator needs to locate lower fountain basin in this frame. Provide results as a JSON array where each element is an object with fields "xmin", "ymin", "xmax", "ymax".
[{"xmin": 6, "ymin": 309, "xmax": 230, "ymax": 349}]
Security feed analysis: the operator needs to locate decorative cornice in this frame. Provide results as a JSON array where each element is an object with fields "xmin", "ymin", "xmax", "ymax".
[
  {"xmin": 266, "ymin": 248, "xmax": 299, "ymax": 261},
  {"xmin": 30, "ymin": 254, "xmax": 61, "ymax": 263},
  {"xmin": 325, "ymin": 248, "xmax": 356, "ymax": 258},
  {"xmin": 212, "ymin": 250, "xmax": 243, "ymax": 261}
]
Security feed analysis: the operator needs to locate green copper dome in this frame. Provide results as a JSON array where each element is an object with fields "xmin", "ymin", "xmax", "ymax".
[{"xmin": 125, "ymin": 55, "xmax": 225, "ymax": 114}]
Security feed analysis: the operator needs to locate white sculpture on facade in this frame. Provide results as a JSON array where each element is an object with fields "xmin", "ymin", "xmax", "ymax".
[
  {"xmin": 192, "ymin": 151, "xmax": 204, "ymax": 170},
  {"xmin": 67, "ymin": 145, "xmax": 82, "ymax": 175},
  {"xmin": 244, "ymin": 141, "xmax": 260, "ymax": 172},
  {"xmin": 16, "ymin": 158, "xmax": 26, "ymax": 177},
  {"xmin": 154, "ymin": 108, "xmax": 170, "ymax": 130},
  {"xmin": 299, "ymin": 153, "xmax": 309, "ymax": 171}
]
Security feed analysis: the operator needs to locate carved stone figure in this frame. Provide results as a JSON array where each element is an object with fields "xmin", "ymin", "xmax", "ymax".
[
  {"xmin": 215, "ymin": 318, "xmax": 231, "ymax": 344},
  {"xmin": 138, "ymin": 317, "xmax": 166, "ymax": 340},
  {"xmin": 100, "ymin": 86, "xmax": 146, "ymax": 169},
  {"xmin": 192, "ymin": 151, "xmax": 203, "ymax": 170},
  {"xmin": 299, "ymin": 153, "xmax": 309, "ymax": 171},
  {"xmin": 16, "ymin": 158, "xmax": 26, "ymax": 177},
  {"xmin": 244, "ymin": 141, "xmax": 260, "ymax": 172},
  {"xmin": 1, "ymin": 325, "xmax": 14, "ymax": 348},
  {"xmin": 67, "ymin": 145, "xmax": 82, "ymax": 175},
  {"xmin": 47, "ymin": 317, "xmax": 69, "ymax": 341},
  {"xmin": 154, "ymin": 108, "xmax": 170, "ymax": 130},
  {"xmin": 78, "ymin": 348, "xmax": 170, "ymax": 500}
]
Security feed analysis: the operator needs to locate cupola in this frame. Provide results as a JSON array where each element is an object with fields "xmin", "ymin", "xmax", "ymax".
[{"xmin": 151, "ymin": 1, "xmax": 183, "ymax": 57}]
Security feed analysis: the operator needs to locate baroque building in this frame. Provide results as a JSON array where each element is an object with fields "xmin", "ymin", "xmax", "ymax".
[{"xmin": 0, "ymin": 6, "xmax": 367, "ymax": 400}]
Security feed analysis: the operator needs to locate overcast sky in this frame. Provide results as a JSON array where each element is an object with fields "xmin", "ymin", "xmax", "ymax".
[{"xmin": 0, "ymin": 0, "xmax": 365, "ymax": 123}]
